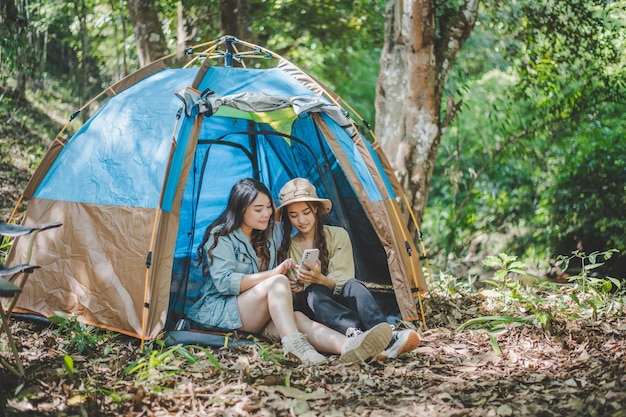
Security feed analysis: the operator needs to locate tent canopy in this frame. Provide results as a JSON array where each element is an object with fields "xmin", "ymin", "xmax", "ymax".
[{"xmin": 7, "ymin": 36, "xmax": 429, "ymax": 342}]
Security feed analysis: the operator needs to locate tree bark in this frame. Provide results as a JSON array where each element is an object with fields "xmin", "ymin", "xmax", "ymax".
[
  {"xmin": 74, "ymin": 0, "xmax": 90, "ymax": 121},
  {"xmin": 2, "ymin": 0, "xmax": 28, "ymax": 98},
  {"xmin": 127, "ymin": 0, "xmax": 168, "ymax": 67},
  {"xmin": 375, "ymin": 0, "xmax": 479, "ymax": 225},
  {"xmin": 219, "ymin": 0, "xmax": 253, "ymax": 42}
]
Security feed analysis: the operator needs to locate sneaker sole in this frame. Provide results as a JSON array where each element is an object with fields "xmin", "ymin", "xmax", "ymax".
[
  {"xmin": 339, "ymin": 323, "xmax": 392, "ymax": 363},
  {"xmin": 377, "ymin": 331, "xmax": 420, "ymax": 360},
  {"xmin": 284, "ymin": 352, "xmax": 327, "ymax": 366}
]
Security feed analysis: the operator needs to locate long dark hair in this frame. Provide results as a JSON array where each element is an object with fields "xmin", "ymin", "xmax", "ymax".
[
  {"xmin": 277, "ymin": 201, "xmax": 329, "ymax": 275},
  {"xmin": 197, "ymin": 178, "xmax": 274, "ymax": 271}
]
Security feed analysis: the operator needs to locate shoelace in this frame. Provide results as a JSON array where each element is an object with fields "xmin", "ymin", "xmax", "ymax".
[
  {"xmin": 289, "ymin": 335, "xmax": 313, "ymax": 355},
  {"xmin": 345, "ymin": 327, "xmax": 363, "ymax": 338}
]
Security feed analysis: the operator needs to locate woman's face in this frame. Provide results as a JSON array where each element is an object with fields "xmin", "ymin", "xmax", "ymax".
[
  {"xmin": 241, "ymin": 192, "xmax": 273, "ymax": 233},
  {"xmin": 286, "ymin": 201, "xmax": 317, "ymax": 235}
]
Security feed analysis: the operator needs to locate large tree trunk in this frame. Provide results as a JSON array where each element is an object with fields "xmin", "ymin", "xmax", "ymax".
[
  {"xmin": 2, "ymin": 0, "xmax": 28, "ymax": 98},
  {"xmin": 375, "ymin": 0, "xmax": 479, "ymax": 226},
  {"xmin": 127, "ymin": 0, "xmax": 168, "ymax": 66}
]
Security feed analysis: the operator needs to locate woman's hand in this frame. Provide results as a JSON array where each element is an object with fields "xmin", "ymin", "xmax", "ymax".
[
  {"xmin": 273, "ymin": 258, "xmax": 297, "ymax": 276},
  {"xmin": 296, "ymin": 261, "xmax": 333, "ymax": 290},
  {"xmin": 289, "ymin": 273, "xmax": 304, "ymax": 292}
]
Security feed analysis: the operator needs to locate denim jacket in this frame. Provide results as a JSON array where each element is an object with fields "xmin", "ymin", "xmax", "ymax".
[{"xmin": 187, "ymin": 225, "xmax": 278, "ymax": 330}]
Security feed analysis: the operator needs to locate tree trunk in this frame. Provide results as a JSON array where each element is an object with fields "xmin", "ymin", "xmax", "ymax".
[
  {"xmin": 75, "ymin": 0, "xmax": 90, "ymax": 121},
  {"xmin": 176, "ymin": 1, "xmax": 186, "ymax": 60},
  {"xmin": 127, "ymin": 0, "xmax": 168, "ymax": 66},
  {"xmin": 375, "ymin": 0, "xmax": 479, "ymax": 225},
  {"xmin": 3, "ymin": 0, "xmax": 29, "ymax": 98},
  {"xmin": 218, "ymin": 0, "xmax": 252, "ymax": 41}
]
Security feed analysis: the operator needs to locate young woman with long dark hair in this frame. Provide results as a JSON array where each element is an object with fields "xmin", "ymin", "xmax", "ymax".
[
  {"xmin": 276, "ymin": 178, "xmax": 420, "ymax": 360},
  {"xmin": 188, "ymin": 178, "xmax": 392, "ymax": 365}
]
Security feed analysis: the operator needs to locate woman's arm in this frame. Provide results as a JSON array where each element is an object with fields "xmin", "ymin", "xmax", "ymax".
[
  {"xmin": 239, "ymin": 258, "xmax": 296, "ymax": 292},
  {"xmin": 325, "ymin": 227, "xmax": 355, "ymax": 295},
  {"xmin": 292, "ymin": 227, "xmax": 355, "ymax": 292}
]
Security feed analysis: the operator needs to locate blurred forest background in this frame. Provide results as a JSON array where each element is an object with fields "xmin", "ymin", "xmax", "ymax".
[{"xmin": 1, "ymin": 0, "xmax": 625, "ymax": 281}]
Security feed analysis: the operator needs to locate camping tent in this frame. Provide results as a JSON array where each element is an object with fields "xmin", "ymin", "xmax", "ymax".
[{"xmin": 6, "ymin": 36, "xmax": 429, "ymax": 344}]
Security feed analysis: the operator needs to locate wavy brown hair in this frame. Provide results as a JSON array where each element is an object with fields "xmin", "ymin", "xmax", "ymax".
[
  {"xmin": 277, "ymin": 201, "xmax": 329, "ymax": 275},
  {"xmin": 197, "ymin": 178, "xmax": 274, "ymax": 271}
]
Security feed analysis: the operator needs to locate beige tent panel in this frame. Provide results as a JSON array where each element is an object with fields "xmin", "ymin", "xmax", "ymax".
[
  {"xmin": 147, "ymin": 209, "xmax": 178, "ymax": 339},
  {"xmin": 7, "ymin": 198, "xmax": 160, "ymax": 338},
  {"xmin": 312, "ymin": 114, "xmax": 422, "ymax": 321},
  {"xmin": 384, "ymin": 199, "xmax": 429, "ymax": 294}
]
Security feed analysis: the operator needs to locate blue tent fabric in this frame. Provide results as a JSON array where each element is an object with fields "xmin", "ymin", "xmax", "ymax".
[
  {"xmin": 9, "ymin": 38, "xmax": 426, "ymax": 341},
  {"xmin": 36, "ymin": 69, "xmax": 196, "ymax": 208}
]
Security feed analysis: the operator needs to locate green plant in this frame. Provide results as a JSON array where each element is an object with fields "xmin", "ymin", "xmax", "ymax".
[
  {"xmin": 1, "ymin": 235, "xmax": 12, "ymax": 264},
  {"xmin": 557, "ymin": 249, "xmax": 624, "ymax": 320},
  {"xmin": 123, "ymin": 339, "xmax": 219, "ymax": 383},
  {"xmin": 483, "ymin": 253, "xmax": 527, "ymax": 290},
  {"xmin": 544, "ymin": 117, "xmax": 626, "ymax": 266},
  {"xmin": 257, "ymin": 343, "xmax": 287, "ymax": 365},
  {"xmin": 456, "ymin": 315, "xmax": 532, "ymax": 354},
  {"xmin": 246, "ymin": 334, "xmax": 287, "ymax": 365},
  {"xmin": 477, "ymin": 253, "xmax": 570, "ymax": 333},
  {"xmin": 517, "ymin": 279, "xmax": 568, "ymax": 334},
  {"xmin": 63, "ymin": 354, "xmax": 75, "ymax": 378},
  {"xmin": 48, "ymin": 311, "xmax": 112, "ymax": 354},
  {"xmin": 556, "ymin": 249, "xmax": 619, "ymax": 291}
]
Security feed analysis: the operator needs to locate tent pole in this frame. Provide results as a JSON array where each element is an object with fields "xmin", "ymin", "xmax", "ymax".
[
  {"xmin": 386, "ymin": 197, "xmax": 428, "ymax": 331},
  {"xmin": 141, "ymin": 208, "xmax": 162, "ymax": 351},
  {"xmin": 401, "ymin": 193, "xmax": 435, "ymax": 291}
]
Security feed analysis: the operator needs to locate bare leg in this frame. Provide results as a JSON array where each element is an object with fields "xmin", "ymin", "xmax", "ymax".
[
  {"xmin": 237, "ymin": 274, "xmax": 299, "ymax": 337},
  {"xmin": 263, "ymin": 311, "xmax": 346, "ymax": 354},
  {"xmin": 293, "ymin": 312, "xmax": 346, "ymax": 354}
]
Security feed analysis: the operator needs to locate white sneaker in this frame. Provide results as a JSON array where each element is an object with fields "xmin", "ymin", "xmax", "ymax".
[
  {"xmin": 281, "ymin": 332, "xmax": 327, "ymax": 365},
  {"xmin": 377, "ymin": 328, "xmax": 420, "ymax": 360},
  {"xmin": 345, "ymin": 327, "xmax": 363, "ymax": 338},
  {"xmin": 339, "ymin": 322, "xmax": 392, "ymax": 363}
]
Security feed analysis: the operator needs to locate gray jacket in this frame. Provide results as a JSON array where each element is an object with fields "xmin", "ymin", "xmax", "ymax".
[{"xmin": 187, "ymin": 225, "xmax": 279, "ymax": 330}]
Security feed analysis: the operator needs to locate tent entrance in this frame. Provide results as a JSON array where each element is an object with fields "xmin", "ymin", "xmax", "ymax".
[{"xmin": 167, "ymin": 121, "xmax": 397, "ymax": 330}]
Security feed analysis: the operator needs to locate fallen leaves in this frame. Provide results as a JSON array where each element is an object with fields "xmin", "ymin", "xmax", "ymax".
[{"xmin": 1, "ymin": 292, "xmax": 625, "ymax": 416}]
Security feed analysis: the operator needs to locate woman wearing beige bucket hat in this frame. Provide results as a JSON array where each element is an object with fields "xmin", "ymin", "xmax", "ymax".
[
  {"xmin": 277, "ymin": 178, "xmax": 420, "ymax": 360},
  {"xmin": 187, "ymin": 178, "xmax": 392, "ymax": 365}
]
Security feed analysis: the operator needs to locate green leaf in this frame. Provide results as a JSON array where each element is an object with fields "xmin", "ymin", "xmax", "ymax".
[
  {"xmin": 64, "ymin": 354, "xmax": 74, "ymax": 377},
  {"xmin": 494, "ymin": 270, "xmax": 508, "ymax": 281},
  {"xmin": 489, "ymin": 334, "xmax": 502, "ymax": 355},
  {"xmin": 483, "ymin": 255, "xmax": 503, "ymax": 268},
  {"xmin": 456, "ymin": 315, "xmax": 530, "ymax": 332}
]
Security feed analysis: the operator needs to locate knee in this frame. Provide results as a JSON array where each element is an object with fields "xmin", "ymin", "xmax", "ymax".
[
  {"xmin": 306, "ymin": 283, "xmax": 331, "ymax": 295},
  {"xmin": 293, "ymin": 311, "xmax": 308, "ymax": 321},
  {"xmin": 305, "ymin": 284, "xmax": 333, "ymax": 302},
  {"xmin": 341, "ymin": 278, "xmax": 366, "ymax": 295},
  {"xmin": 267, "ymin": 274, "xmax": 291, "ymax": 290}
]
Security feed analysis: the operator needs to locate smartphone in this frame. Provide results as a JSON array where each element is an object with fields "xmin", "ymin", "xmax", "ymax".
[{"xmin": 300, "ymin": 249, "xmax": 319, "ymax": 272}]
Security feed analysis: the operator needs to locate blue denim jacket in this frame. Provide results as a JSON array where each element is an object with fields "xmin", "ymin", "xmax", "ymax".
[{"xmin": 187, "ymin": 225, "xmax": 278, "ymax": 330}]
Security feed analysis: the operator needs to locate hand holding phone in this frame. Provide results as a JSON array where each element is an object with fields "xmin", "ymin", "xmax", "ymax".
[{"xmin": 300, "ymin": 248, "xmax": 319, "ymax": 272}]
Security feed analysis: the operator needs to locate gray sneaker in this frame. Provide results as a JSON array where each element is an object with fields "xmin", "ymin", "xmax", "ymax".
[
  {"xmin": 282, "ymin": 332, "xmax": 327, "ymax": 365},
  {"xmin": 377, "ymin": 328, "xmax": 420, "ymax": 360},
  {"xmin": 339, "ymin": 322, "xmax": 392, "ymax": 363}
]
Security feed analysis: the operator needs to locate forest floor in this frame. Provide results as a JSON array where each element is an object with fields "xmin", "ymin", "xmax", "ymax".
[
  {"xmin": 1, "ymin": 289, "xmax": 625, "ymax": 416},
  {"xmin": 1, "ymin": 86, "xmax": 625, "ymax": 416}
]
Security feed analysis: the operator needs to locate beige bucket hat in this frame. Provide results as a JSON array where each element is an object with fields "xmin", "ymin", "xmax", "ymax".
[{"xmin": 275, "ymin": 178, "xmax": 332, "ymax": 218}]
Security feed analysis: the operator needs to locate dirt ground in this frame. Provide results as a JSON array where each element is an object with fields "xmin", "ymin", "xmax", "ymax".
[
  {"xmin": 1, "ymin": 290, "xmax": 625, "ymax": 417},
  {"xmin": 2, "ymin": 87, "xmax": 625, "ymax": 416}
]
